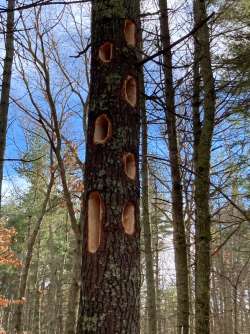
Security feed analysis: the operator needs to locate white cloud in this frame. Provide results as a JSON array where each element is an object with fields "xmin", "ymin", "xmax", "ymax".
[{"xmin": 2, "ymin": 177, "xmax": 30, "ymax": 205}]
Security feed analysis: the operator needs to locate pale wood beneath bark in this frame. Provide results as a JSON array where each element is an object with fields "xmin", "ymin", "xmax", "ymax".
[{"xmin": 88, "ymin": 192, "xmax": 104, "ymax": 253}]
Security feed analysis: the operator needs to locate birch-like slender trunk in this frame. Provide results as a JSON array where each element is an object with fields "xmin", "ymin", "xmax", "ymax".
[
  {"xmin": 0, "ymin": 0, "xmax": 15, "ymax": 210},
  {"xmin": 159, "ymin": 1, "xmax": 189, "ymax": 333},
  {"xmin": 64, "ymin": 235, "xmax": 82, "ymax": 334},
  {"xmin": 192, "ymin": 1, "xmax": 216, "ymax": 333},
  {"xmin": 140, "ymin": 60, "xmax": 157, "ymax": 334},
  {"xmin": 33, "ymin": 237, "xmax": 41, "ymax": 334}
]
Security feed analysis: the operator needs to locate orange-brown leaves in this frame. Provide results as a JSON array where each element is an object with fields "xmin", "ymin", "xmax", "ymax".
[
  {"xmin": 0, "ymin": 296, "xmax": 26, "ymax": 308},
  {"xmin": 0, "ymin": 218, "xmax": 23, "ymax": 309},
  {"xmin": 0, "ymin": 220, "xmax": 22, "ymax": 268}
]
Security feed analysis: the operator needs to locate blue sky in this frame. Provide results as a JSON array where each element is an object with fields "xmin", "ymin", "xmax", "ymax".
[{"xmin": 1, "ymin": 1, "xmax": 91, "ymax": 202}]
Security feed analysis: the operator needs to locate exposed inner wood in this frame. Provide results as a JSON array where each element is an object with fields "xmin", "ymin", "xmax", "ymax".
[
  {"xmin": 124, "ymin": 19, "xmax": 136, "ymax": 47},
  {"xmin": 123, "ymin": 153, "xmax": 136, "ymax": 180},
  {"xmin": 122, "ymin": 202, "xmax": 135, "ymax": 235},
  {"xmin": 88, "ymin": 192, "xmax": 104, "ymax": 253},
  {"xmin": 98, "ymin": 42, "xmax": 113, "ymax": 63},
  {"xmin": 123, "ymin": 75, "xmax": 137, "ymax": 107},
  {"xmin": 93, "ymin": 114, "xmax": 112, "ymax": 144}
]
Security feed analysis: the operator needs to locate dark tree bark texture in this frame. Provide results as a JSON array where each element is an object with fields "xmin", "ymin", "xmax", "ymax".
[
  {"xmin": 77, "ymin": 1, "xmax": 141, "ymax": 333},
  {"xmin": 193, "ymin": 1, "xmax": 216, "ymax": 334}
]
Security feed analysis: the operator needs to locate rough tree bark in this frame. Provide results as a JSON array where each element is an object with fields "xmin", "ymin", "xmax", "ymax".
[
  {"xmin": 77, "ymin": 1, "xmax": 141, "ymax": 333},
  {"xmin": 192, "ymin": 1, "xmax": 216, "ymax": 334},
  {"xmin": 0, "ymin": 0, "xmax": 15, "ymax": 210},
  {"xmin": 159, "ymin": 1, "xmax": 189, "ymax": 333}
]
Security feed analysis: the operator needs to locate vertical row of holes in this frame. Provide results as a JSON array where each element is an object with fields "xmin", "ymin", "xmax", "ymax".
[
  {"xmin": 88, "ymin": 20, "xmax": 137, "ymax": 253},
  {"xmin": 87, "ymin": 193, "xmax": 136, "ymax": 253},
  {"xmin": 123, "ymin": 18, "xmax": 137, "ymax": 234}
]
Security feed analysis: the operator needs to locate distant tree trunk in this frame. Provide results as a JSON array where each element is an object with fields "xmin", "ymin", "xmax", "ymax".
[
  {"xmin": 33, "ymin": 237, "xmax": 41, "ymax": 334},
  {"xmin": 36, "ymin": 31, "xmax": 83, "ymax": 331},
  {"xmin": 223, "ymin": 279, "xmax": 233, "ymax": 334},
  {"xmin": 233, "ymin": 284, "xmax": 238, "ymax": 334},
  {"xmin": 186, "ymin": 216, "xmax": 194, "ymax": 334},
  {"xmin": 0, "ymin": 0, "xmax": 15, "ymax": 211},
  {"xmin": 34, "ymin": 289, "xmax": 42, "ymax": 334},
  {"xmin": 211, "ymin": 269, "xmax": 222, "ymax": 334},
  {"xmin": 47, "ymin": 224, "xmax": 59, "ymax": 334},
  {"xmin": 218, "ymin": 237, "xmax": 233, "ymax": 334},
  {"xmin": 64, "ymin": 236, "xmax": 82, "ymax": 334},
  {"xmin": 155, "ymin": 249, "xmax": 161, "ymax": 334},
  {"xmin": 158, "ymin": 1, "xmax": 189, "ymax": 333},
  {"xmin": 192, "ymin": 1, "xmax": 216, "ymax": 334},
  {"xmin": 56, "ymin": 259, "xmax": 65, "ymax": 334},
  {"xmin": 14, "ymin": 173, "xmax": 54, "ymax": 333},
  {"xmin": 152, "ymin": 182, "xmax": 162, "ymax": 334},
  {"xmin": 140, "ymin": 62, "xmax": 157, "ymax": 333},
  {"xmin": 77, "ymin": 1, "xmax": 141, "ymax": 333}
]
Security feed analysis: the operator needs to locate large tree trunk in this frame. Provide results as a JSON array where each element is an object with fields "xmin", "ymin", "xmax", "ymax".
[
  {"xmin": 158, "ymin": 1, "xmax": 189, "ymax": 333},
  {"xmin": 77, "ymin": 1, "xmax": 141, "ymax": 333},
  {"xmin": 0, "ymin": 0, "xmax": 15, "ymax": 210},
  {"xmin": 192, "ymin": 1, "xmax": 216, "ymax": 334}
]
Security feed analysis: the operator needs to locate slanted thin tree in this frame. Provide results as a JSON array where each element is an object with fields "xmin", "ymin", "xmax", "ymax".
[
  {"xmin": 159, "ymin": 1, "xmax": 189, "ymax": 333},
  {"xmin": 0, "ymin": 0, "xmax": 15, "ymax": 211}
]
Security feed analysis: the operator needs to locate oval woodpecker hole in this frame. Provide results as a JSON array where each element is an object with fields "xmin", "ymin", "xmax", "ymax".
[
  {"xmin": 93, "ymin": 114, "xmax": 112, "ymax": 144},
  {"xmin": 123, "ymin": 75, "xmax": 137, "ymax": 107},
  {"xmin": 122, "ymin": 202, "xmax": 135, "ymax": 235},
  {"xmin": 123, "ymin": 153, "xmax": 136, "ymax": 180},
  {"xmin": 99, "ymin": 42, "xmax": 113, "ymax": 63},
  {"xmin": 88, "ymin": 192, "xmax": 104, "ymax": 253},
  {"xmin": 124, "ymin": 19, "xmax": 136, "ymax": 47}
]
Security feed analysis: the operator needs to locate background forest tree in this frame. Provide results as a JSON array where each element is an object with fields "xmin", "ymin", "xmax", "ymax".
[{"xmin": 0, "ymin": 0, "xmax": 249, "ymax": 334}]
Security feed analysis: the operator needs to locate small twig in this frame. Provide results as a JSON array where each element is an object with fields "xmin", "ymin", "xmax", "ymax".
[
  {"xmin": 70, "ymin": 42, "xmax": 91, "ymax": 58},
  {"xmin": 0, "ymin": 0, "xmax": 91, "ymax": 13},
  {"xmin": 212, "ymin": 224, "xmax": 241, "ymax": 256},
  {"xmin": 0, "ymin": 156, "xmax": 44, "ymax": 163},
  {"xmin": 138, "ymin": 12, "xmax": 215, "ymax": 66}
]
